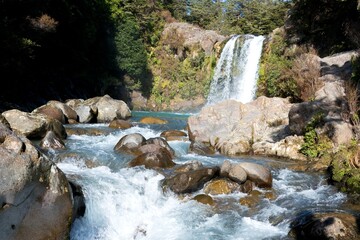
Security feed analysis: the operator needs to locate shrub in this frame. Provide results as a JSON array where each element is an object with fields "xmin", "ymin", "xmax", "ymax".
[{"xmin": 300, "ymin": 112, "xmax": 332, "ymax": 158}]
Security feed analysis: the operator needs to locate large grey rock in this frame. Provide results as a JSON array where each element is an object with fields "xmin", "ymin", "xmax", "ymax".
[
  {"xmin": 2, "ymin": 109, "xmax": 66, "ymax": 139},
  {"xmin": 74, "ymin": 105, "xmax": 96, "ymax": 123},
  {"xmin": 238, "ymin": 162, "xmax": 272, "ymax": 188},
  {"xmin": 188, "ymin": 97, "xmax": 292, "ymax": 156},
  {"xmin": 220, "ymin": 160, "xmax": 247, "ymax": 184},
  {"xmin": 83, "ymin": 95, "xmax": 131, "ymax": 123},
  {"xmin": 0, "ymin": 124, "xmax": 74, "ymax": 240}
]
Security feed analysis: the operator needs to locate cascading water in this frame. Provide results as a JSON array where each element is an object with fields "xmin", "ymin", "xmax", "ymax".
[{"xmin": 207, "ymin": 35, "xmax": 265, "ymax": 105}]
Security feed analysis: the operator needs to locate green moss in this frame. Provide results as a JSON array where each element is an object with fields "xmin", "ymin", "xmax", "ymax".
[{"xmin": 330, "ymin": 143, "xmax": 360, "ymax": 193}]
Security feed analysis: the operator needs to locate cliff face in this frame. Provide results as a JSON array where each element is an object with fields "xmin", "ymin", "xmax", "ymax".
[{"xmin": 131, "ymin": 22, "xmax": 227, "ymax": 111}]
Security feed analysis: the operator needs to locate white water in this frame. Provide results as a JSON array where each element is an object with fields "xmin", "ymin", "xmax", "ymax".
[
  {"xmin": 207, "ymin": 35, "xmax": 265, "ymax": 105},
  {"xmin": 54, "ymin": 113, "xmax": 347, "ymax": 240}
]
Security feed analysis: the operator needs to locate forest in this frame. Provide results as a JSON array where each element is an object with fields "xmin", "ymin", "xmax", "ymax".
[{"xmin": 0, "ymin": 0, "xmax": 359, "ymax": 111}]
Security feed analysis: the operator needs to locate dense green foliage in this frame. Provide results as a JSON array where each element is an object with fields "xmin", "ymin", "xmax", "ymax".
[
  {"xmin": 288, "ymin": 0, "xmax": 360, "ymax": 56},
  {"xmin": 330, "ymin": 143, "xmax": 360, "ymax": 193},
  {"xmin": 300, "ymin": 112, "xmax": 332, "ymax": 158},
  {"xmin": 257, "ymin": 28, "xmax": 299, "ymax": 100},
  {"xmin": 170, "ymin": 0, "xmax": 291, "ymax": 35}
]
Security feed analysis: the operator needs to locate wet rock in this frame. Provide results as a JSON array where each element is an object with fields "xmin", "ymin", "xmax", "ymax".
[
  {"xmin": 239, "ymin": 190, "xmax": 262, "ymax": 208},
  {"xmin": 203, "ymin": 178, "xmax": 241, "ymax": 195},
  {"xmin": 32, "ymin": 104, "xmax": 66, "ymax": 123},
  {"xmin": 140, "ymin": 117, "xmax": 168, "ymax": 124},
  {"xmin": 289, "ymin": 212, "xmax": 359, "ymax": 240},
  {"xmin": 193, "ymin": 194, "xmax": 214, "ymax": 206},
  {"xmin": 69, "ymin": 182, "xmax": 86, "ymax": 221},
  {"xmin": 160, "ymin": 130, "xmax": 187, "ymax": 141},
  {"xmin": 0, "ymin": 126, "xmax": 73, "ymax": 240},
  {"xmin": 2, "ymin": 109, "xmax": 66, "ymax": 139},
  {"xmin": 240, "ymin": 180, "xmax": 255, "ymax": 194},
  {"xmin": 128, "ymin": 147, "xmax": 175, "ymax": 169},
  {"xmin": 109, "ymin": 119, "xmax": 133, "ymax": 129},
  {"xmin": 40, "ymin": 130, "xmax": 66, "ymax": 149},
  {"xmin": 238, "ymin": 162, "xmax": 272, "ymax": 188},
  {"xmin": 189, "ymin": 141, "xmax": 215, "ymax": 155},
  {"xmin": 264, "ymin": 190, "xmax": 277, "ymax": 200},
  {"xmin": 114, "ymin": 133, "xmax": 146, "ymax": 154},
  {"xmin": 163, "ymin": 167, "xmax": 219, "ymax": 194},
  {"xmin": 145, "ymin": 137, "xmax": 175, "ymax": 157},
  {"xmin": 174, "ymin": 160, "xmax": 203, "ymax": 173},
  {"xmin": 0, "ymin": 115, "xmax": 10, "ymax": 129},
  {"xmin": 220, "ymin": 161, "xmax": 247, "ymax": 184}
]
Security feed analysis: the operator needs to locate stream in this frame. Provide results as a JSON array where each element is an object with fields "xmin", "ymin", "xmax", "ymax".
[{"xmin": 51, "ymin": 111, "xmax": 347, "ymax": 240}]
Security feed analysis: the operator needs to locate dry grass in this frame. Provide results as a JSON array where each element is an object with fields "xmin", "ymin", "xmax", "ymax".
[
  {"xmin": 285, "ymin": 47, "xmax": 323, "ymax": 101},
  {"xmin": 345, "ymin": 80, "xmax": 360, "ymax": 140}
]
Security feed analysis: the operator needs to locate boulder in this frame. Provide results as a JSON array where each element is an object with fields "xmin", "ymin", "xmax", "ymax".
[
  {"xmin": 163, "ymin": 167, "xmax": 219, "ymax": 194},
  {"xmin": 39, "ymin": 130, "xmax": 66, "ymax": 149},
  {"xmin": 128, "ymin": 148, "xmax": 175, "ymax": 169},
  {"xmin": 109, "ymin": 119, "xmax": 133, "ymax": 129},
  {"xmin": 238, "ymin": 162, "xmax": 272, "ymax": 188},
  {"xmin": 140, "ymin": 117, "xmax": 168, "ymax": 124},
  {"xmin": 32, "ymin": 104, "xmax": 66, "ymax": 124},
  {"xmin": 114, "ymin": 133, "xmax": 146, "ymax": 154},
  {"xmin": 203, "ymin": 178, "xmax": 241, "ymax": 195},
  {"xmin": 69, "ymin": 182, "xmax": 86, "ymax": 221},
  {"xmin": 94, "ymin": 95, "xmax": 131, "ymax": 122},
  {"xmin": 2, "ymin": 109, "xmax": 66, "ymax": 139},
  {"xmin": 145, "ymin": 137, "xmax": 175, "ymax": 157},
  {"xmin": 160, "ymin": 130, "xmax": 187, "ymax": 141},
  {"xmin": 0, "ymin": 124, "xmax": 74, "ymax": 240},
  {"xmin": 47, "ymin": 100, "xmax": 78, "ymax": 122},
  {"xmin": 193, "ymin": 194, "xmax": 215, "ymax": 206},
  {"xmin": 188, "ymin": 97, "xmax": 292, "ymax": 156},
  {"xmin": 219, "ymin": 160, "xmax": 247, "ymax": 184},
  {"xmin": 74, "ymin": 105, "xmax": 96, "ymax": 123},
  {"xmin": 289, "ymin": 212, "xmax": 359, "ymax": 239}
]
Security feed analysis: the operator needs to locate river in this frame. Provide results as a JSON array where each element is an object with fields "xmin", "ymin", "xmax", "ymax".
[{"xmin": 52, "ymin": 111, "xmax": 347, "ymax": 240}]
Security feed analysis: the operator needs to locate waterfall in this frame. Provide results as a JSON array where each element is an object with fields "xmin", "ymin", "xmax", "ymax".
[{"xmin": 207, "ymin": 35, "xmax": 265, "ymax": 105}]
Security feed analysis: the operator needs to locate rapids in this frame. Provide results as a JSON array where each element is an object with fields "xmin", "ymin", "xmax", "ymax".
[{"xmin": 52, "ymin": 111, "xmax": 347, "ymax": 240}]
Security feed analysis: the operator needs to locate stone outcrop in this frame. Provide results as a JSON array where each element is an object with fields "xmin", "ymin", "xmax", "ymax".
[
  {"xmin": 188, "ymin": 96, "xmax": 302, "ymax": 159},
  {"xmin": 2, "ymin": 109, "xmax": 67, "ymax": 139},
  {"xmin": 0, "ymin": 122, "xmax": 74, "ymax": 239},
  {"xmin": 289, "ymin": 50, "xmax": 359, "ymax": 147},
  {"xmin": 109, "ymin": 119, "xmax": 133, "ymax": 129},
  {"xmin": 162, "ymin": 22, "xmax": 226, "ymax": 56}
]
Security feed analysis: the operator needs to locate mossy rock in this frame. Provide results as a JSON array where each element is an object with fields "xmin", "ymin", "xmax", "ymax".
[
  {"xmin": 330, "ymin": 144, "xmax": 360, "ymax": 193},
  {"xmin": 193, "ymin": 194, "xmax": 215, "ymax": 206}
]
